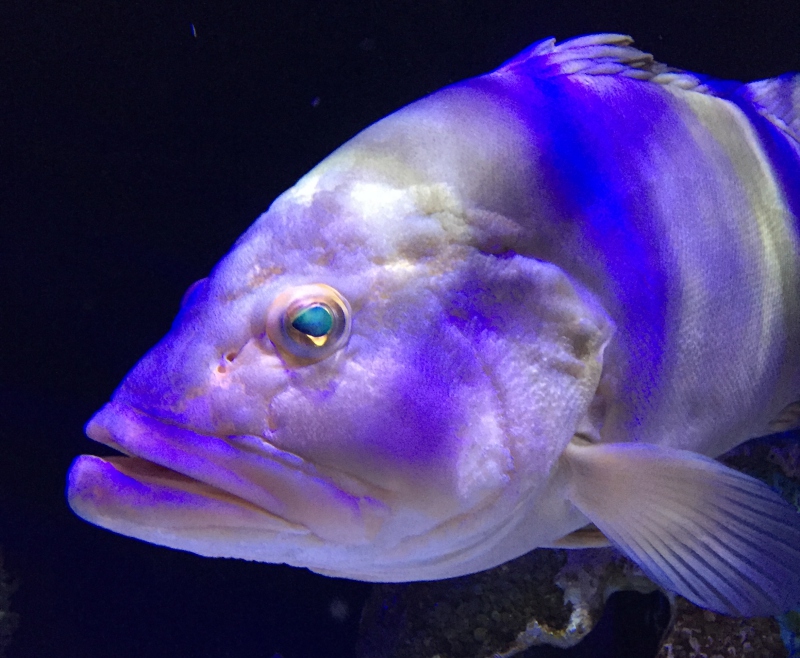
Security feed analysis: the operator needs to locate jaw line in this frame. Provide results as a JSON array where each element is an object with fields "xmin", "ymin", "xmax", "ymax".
[
  {"xmin": 67, "ymin": 452, "xmax": 314, "ymax": 557},
  {"xmin": 70, "ymin": 401, "xmax": 389, "ymax": 545}
]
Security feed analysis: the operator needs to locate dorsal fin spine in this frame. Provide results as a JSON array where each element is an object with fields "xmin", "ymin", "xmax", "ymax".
[{"xmin": 494, "ymin": 33, "xmax": 713, "ymax": 95}]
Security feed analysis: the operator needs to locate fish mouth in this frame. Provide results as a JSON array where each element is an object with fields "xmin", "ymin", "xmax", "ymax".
[{"xmin": 67, "ymin": 402, "xmax": 388, "ymax": 552}]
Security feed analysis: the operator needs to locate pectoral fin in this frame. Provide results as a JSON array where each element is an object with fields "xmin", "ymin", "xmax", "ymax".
[{"xmin": 562, "ymin": 439, "xmax": 800, "ymax": 616}]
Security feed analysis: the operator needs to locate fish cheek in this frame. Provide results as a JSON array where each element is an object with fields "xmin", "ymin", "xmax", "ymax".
[{"xmin": 266, "ymin": 326, "xmax": 489, "ymax": 504}]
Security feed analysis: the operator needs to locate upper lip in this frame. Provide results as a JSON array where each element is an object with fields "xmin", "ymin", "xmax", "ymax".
[{"xmin": 83, "ymin": 401, "xmax": 389, "ymax": 544}]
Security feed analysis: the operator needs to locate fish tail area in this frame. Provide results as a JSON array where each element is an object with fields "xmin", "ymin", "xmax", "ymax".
[
  {"xmin": 562, "ymin": 439, "xmax": 800, "ymax": 616},
  {"xmin": 739, "ymin": 74, "xmax": 800, "ymax": 145}
]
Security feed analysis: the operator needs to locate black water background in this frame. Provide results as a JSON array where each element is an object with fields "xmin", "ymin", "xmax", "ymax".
[{"xmin": 2, "ymin": 1, "xmax": 798, "ymax": 656}]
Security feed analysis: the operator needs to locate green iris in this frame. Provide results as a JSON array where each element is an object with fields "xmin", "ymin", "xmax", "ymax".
[{"xmin": 291, "ymin": 304, "xmax": 334, "ymax": 337}]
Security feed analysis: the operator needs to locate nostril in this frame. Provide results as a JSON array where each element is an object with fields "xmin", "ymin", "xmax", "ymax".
[{"xmin": 216, "ymin": 352, "xmax": 238, "ymax": 375}]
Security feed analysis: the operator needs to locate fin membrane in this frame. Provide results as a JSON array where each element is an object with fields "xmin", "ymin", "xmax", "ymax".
[
  {"xmin": 497, "ymin": 34, "xmax": 714, "ymax": 94},
  {"xmin": 563, "ymin": 440, "xmax": 800, "ymax": 616}
]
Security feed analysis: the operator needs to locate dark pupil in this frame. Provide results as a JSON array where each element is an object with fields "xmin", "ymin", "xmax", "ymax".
[{"xmin": 291, "ymin": 305, "xmax": 333, "ymax": 337}]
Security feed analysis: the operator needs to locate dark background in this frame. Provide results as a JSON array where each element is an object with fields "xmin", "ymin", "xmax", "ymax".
[{"xmin": 1, "ymin": 1, "xmax": 799, "ymax": 656}]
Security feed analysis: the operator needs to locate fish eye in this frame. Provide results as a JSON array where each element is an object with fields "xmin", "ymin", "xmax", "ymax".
[{"xmin": 266, "ymin": 284, "xmax": 352, "ymax": 365}]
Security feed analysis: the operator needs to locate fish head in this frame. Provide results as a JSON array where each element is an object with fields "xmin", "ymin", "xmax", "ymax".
[{"xmin": 68, "ymin": 106, "xmax": 613, "ymax": 581}]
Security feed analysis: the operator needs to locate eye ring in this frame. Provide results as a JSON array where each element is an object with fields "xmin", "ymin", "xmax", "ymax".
[{"xmin": 266, "ymin": 284, "xmax": 352, "ymax": 365}]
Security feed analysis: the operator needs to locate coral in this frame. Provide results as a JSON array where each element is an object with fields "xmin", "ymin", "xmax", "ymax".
[
  {"xmin": 356, "ymin": 548, "xmax": 659, "ymax": 658},
  {"xmin": 357, "ymin": 549, "xmax": 570, "ymax": 658},
  {"xmin": 656, "ymin": 597, "xmax": 787, "ymax": 658}
]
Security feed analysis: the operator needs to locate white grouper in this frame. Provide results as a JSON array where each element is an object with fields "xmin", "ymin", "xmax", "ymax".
[{"xmin": 67, "ymin": 34, "xmax": 800, "ymax": 616}]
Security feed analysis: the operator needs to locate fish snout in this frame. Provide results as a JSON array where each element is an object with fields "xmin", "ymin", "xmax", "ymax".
[{"xmin": 70, "ymin": 402, "xmax": 390, "ymax": 547}]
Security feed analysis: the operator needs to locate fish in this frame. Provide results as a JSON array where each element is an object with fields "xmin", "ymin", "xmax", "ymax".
[{"xmin": 67, "ymin": 34, "xmax": 800, "ymax": 617}]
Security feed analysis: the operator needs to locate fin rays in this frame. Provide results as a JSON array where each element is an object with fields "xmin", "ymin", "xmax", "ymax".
[
  {"xmin": 651, "ymin": 506, "xmax": 785, "ymax": 609},
  {"xmin": 564, "ymin": 440, "xmax": 800, "ymax": 615},
  {"xmin": 497, "ymin": 34, "xmax": 713, "ymax": 94},
  {"xmin": 635, "ymin": 507, "xmax": 776, "ymax": 613},
  {"xmin": 632, "ymin": 510, "xmax": 745, "ymax": 612}
]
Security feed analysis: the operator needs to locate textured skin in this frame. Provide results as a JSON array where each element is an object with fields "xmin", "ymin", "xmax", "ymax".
[{"xmin": 67, "ymin": 35, "xmax": 800, "ymax": 583}]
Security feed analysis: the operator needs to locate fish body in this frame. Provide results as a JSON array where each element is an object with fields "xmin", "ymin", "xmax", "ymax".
[{"xmin": 68, "ymin": 35, "xmax": 800, "ymax": 615}]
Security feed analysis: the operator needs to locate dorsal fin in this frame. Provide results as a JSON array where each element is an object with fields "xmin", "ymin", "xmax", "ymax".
[
  {"xmin": 496, "ymin": 34, "xmax": 800, "ymax": 146},
  {"xmin": 496, "ymin": 33, "xmax": 716, "ymax": 94},
  {"xmin": 739, "ymin": 74, "xmax": 800, "ymax": 145}
]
